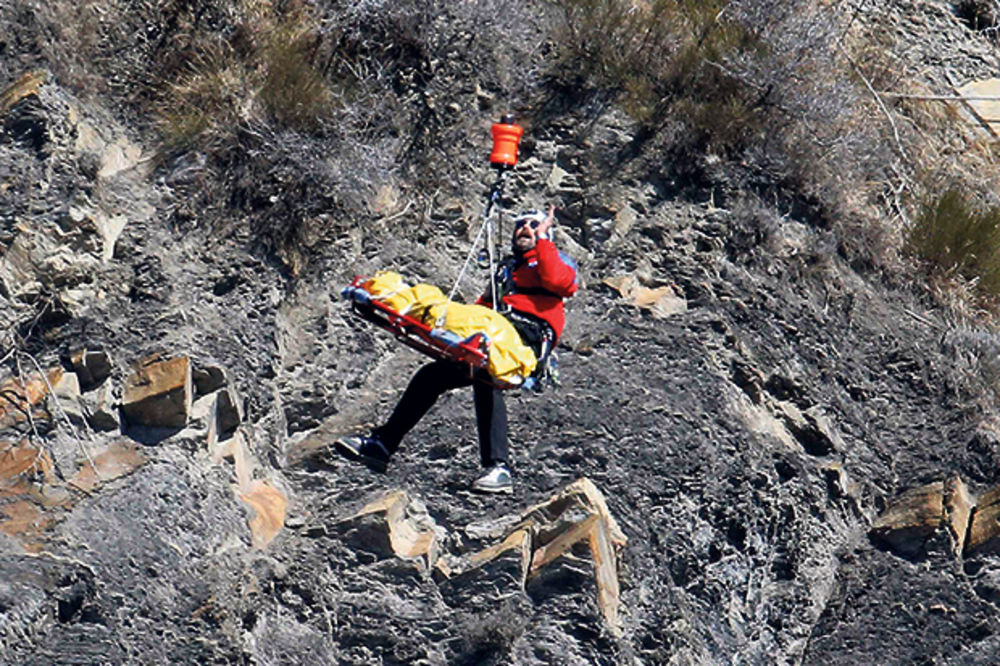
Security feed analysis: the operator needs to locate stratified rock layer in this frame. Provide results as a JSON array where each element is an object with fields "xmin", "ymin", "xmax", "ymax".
[{"xmin": 121, "ymin": 357, "xmax": 192, "ymax": 428}]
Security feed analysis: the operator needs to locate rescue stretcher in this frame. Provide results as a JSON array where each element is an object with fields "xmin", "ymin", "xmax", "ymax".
[{"xmin": 341, "ymin": 277, "xmax": 521, "ymax": 390}]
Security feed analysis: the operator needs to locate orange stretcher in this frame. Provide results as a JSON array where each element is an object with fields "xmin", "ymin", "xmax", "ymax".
[{"xmin": 341, "ymin": 277, "xmax": 521, "ymax": 390}]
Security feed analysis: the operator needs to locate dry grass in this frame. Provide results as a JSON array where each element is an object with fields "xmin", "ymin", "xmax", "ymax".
[
  {"xmin": 844, "ymin": 1, "xmax": 1000, "ymax": 284},
  {"xmin": 259, "ymin": 24, "xmax": 330, "ymax": 130},
  {"xmin": 908, "ymin": 189, "xmax": 1000, "ymax": 299},
  {"xmin": 552, "ymin": 0, "xmax": 761, "ymax": 147},
  {"xmin": 551, "ymin": 0, "xmax": 897, "ymax": 262},
  {"xmin": 157, "ymin": 4, "xmax": 332, "ymax": 154}
]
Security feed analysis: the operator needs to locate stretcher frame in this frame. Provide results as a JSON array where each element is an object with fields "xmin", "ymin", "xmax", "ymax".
[{"xmin": 342, "ymin": 277, "xmax": 520, "ymax": 390}]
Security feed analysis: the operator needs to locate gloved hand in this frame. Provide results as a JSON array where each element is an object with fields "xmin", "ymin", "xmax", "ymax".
[{"xmin": 536, "ymin": 204, "xmax": 555, "ymax": 240}]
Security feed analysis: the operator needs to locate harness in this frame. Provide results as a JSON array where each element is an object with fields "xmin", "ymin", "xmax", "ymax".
[
  {"xmin": 509, "ymin": 309, "xmax": 559, "ymax": 392},
  {"xmin": 493, "ymin": 257, "xmax": 554, "ymax": 349},
  {"xmin": 504, "ymin": 309, "xmax": 554, "ymax": 361}
]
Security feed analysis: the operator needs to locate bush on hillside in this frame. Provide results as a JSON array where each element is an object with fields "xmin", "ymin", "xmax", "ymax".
[
  {"xmin": 551, "ymin": 0, "xmax": 759, "ymax": 149},
  {"xmin": 908, "ymin": 189, "xmax": 1000, "ymax": 298},
  {"xmin": 157, "ymin": 5, "xmax": 333, "ymax": 154},
  {"xmin": 550, "ymin": 0, "xmax": 893, "ymax": 261},
  {"xmin": 8, "ymin": 0, "xmax": 542, "ymax": 265}
]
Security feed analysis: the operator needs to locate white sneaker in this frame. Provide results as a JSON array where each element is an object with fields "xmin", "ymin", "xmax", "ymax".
[{"xmin": 472, "ymin": 463, "xmax": 513, "ymax": 494}]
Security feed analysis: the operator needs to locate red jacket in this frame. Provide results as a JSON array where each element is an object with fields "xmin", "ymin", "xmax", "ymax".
[{"xmin": 478, "ymin": 239, "xmax": 578, "ymax": 340}]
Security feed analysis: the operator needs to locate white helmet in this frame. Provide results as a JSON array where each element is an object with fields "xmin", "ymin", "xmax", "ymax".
[{"xmin": 512, "ymin": 210, "xmax": 546, "ymax": 229}]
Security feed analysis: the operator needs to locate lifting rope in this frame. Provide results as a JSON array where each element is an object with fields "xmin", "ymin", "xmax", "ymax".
[
  {"xmin": 441, "ymin": 114, "xmax": 523, "ymax": 324},
  {"xmin": 445, "ymin": 169, "xmax": 508, "ymax": 304}
]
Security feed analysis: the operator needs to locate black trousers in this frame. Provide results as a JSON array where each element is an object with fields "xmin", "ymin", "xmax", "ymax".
[{"xmin": 372, "ymin": 360, "xmax": 508, "ymax": 468}]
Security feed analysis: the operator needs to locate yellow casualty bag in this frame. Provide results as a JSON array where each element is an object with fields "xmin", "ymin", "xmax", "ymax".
[
  {"xmin": 398, "ymin": 284, "xmax": 448, "ymax": 320},
  {"xmin": 362, "ymin": 271, "xmax": 407, "ymax": 302},
  {"xmin": 424, "ymin": 302, "xmax": 537, "ymax": 383},
  {"xmin": 363, "ymin": 272, "xmax": 447, "ymax": 318},
  {"xmin": 360, "ymin": 270, "xmax": 537, "ymax": 383}
]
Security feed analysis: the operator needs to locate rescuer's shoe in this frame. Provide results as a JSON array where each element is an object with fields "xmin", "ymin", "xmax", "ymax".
[
  {"xmin": 472, "ymin": 463, "xmax": 513, "ymax": 494},
  {"xmin": 335, "ymin": 434, "xmax": 391, "ymax": 473}
]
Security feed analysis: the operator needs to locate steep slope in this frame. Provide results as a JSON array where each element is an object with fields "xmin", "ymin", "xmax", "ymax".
[{"xmin": 4, "ymin": 1, "xmax": 1000, "ymax": 665}]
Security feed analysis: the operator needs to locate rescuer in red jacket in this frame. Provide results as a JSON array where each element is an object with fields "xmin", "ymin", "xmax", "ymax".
[{"xmin": 336, "ymin": 205, "xmax": 577, "ymax": 494}]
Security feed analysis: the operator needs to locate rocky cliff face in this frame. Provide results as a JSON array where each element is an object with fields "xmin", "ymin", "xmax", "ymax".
[{"xmin": 5, "ymin": 1, "xmax": 1000, "ymax": 664}]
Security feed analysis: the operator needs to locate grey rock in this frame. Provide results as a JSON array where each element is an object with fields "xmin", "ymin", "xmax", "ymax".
[
  {"xmin": 81, "ymin": 381, "xmax": 119, "ymax": 432},
  {"xmin": 70, "ymin": 348, "xmax": 113, "ymax": 389}
]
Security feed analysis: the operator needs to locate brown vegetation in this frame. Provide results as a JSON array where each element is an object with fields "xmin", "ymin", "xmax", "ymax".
[
  {"xmin": 551, "ymin": 0, "xmax": 895, "ymax": 266},
  {"xmin": 8, "ymin": 0, "xmax": 1000, "ymax": 306},
  {"xmin": 157, "ymin": 4, "xmax": 332, "ymax": 154},
  {"xmin": 908, "ymin": 190, "xmax": 1000, "ymax": 299}
]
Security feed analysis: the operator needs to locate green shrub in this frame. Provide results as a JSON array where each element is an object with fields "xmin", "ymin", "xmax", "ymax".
[{"xmin": 908, "ymin": 190, "xmax": 1000, "ymax": 297}]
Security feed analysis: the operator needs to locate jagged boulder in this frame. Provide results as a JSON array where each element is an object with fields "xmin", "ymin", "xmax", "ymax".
[
  {"xmin": 337, "ymin": 490, "xmax": 443, "ymax": 570},
  {"xmin": 0, "ymin": 439, "xmax": 55, "ymax": 490},
  {"xmin": 519, "ymin": 477, "xmax": 627, "ymax": 633},
  {"xmin": 0, "ymin": 70, "xmax": 51, "ymax": 145},
  {"xmin": 121, "ymin": 356, "xmax": 192, "ymax": 428},
  {"xmin": 337, "ymin": 478, "xmax": 628, "ymax": 635},
  {"xmin": 189, "ymin": 384, "xmax": 243, "ymax": 452},
  {"xmin": 871, "ymin": 477, "xmax": 973, "ymax": 558},
  {"xmin": 335, "ymin": 479, "xmax": 626, "ymax": 633},
  {"xmin": 184, "ymin": 362, "xmax": 242, "ymax": 448},
  {"xmin": 948, "ymin": 478, "xmax": 974, "ymax": 556},
  {"xmin": 967, "ymin": 486, "xmax": 1000, "ymax": 556}
]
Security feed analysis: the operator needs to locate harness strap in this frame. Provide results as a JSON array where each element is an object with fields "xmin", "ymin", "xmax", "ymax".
[{"xmin": 503, "ymin": 309, "xmax": 555, "ymax": 364}]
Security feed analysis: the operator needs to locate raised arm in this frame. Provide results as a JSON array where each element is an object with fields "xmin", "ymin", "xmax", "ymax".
[
  {"xmin": 533, "ymin": 238, "xmax": 577, "ymax": 297},
  {"xmin": 532, "ymin": 206, "xmax": 577, "ymax": 297}
]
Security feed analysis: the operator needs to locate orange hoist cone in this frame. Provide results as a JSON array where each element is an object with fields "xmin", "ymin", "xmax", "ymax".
[{"xmin": 490, "ymin": 116, "xmax": 523, "ymax": 167}]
